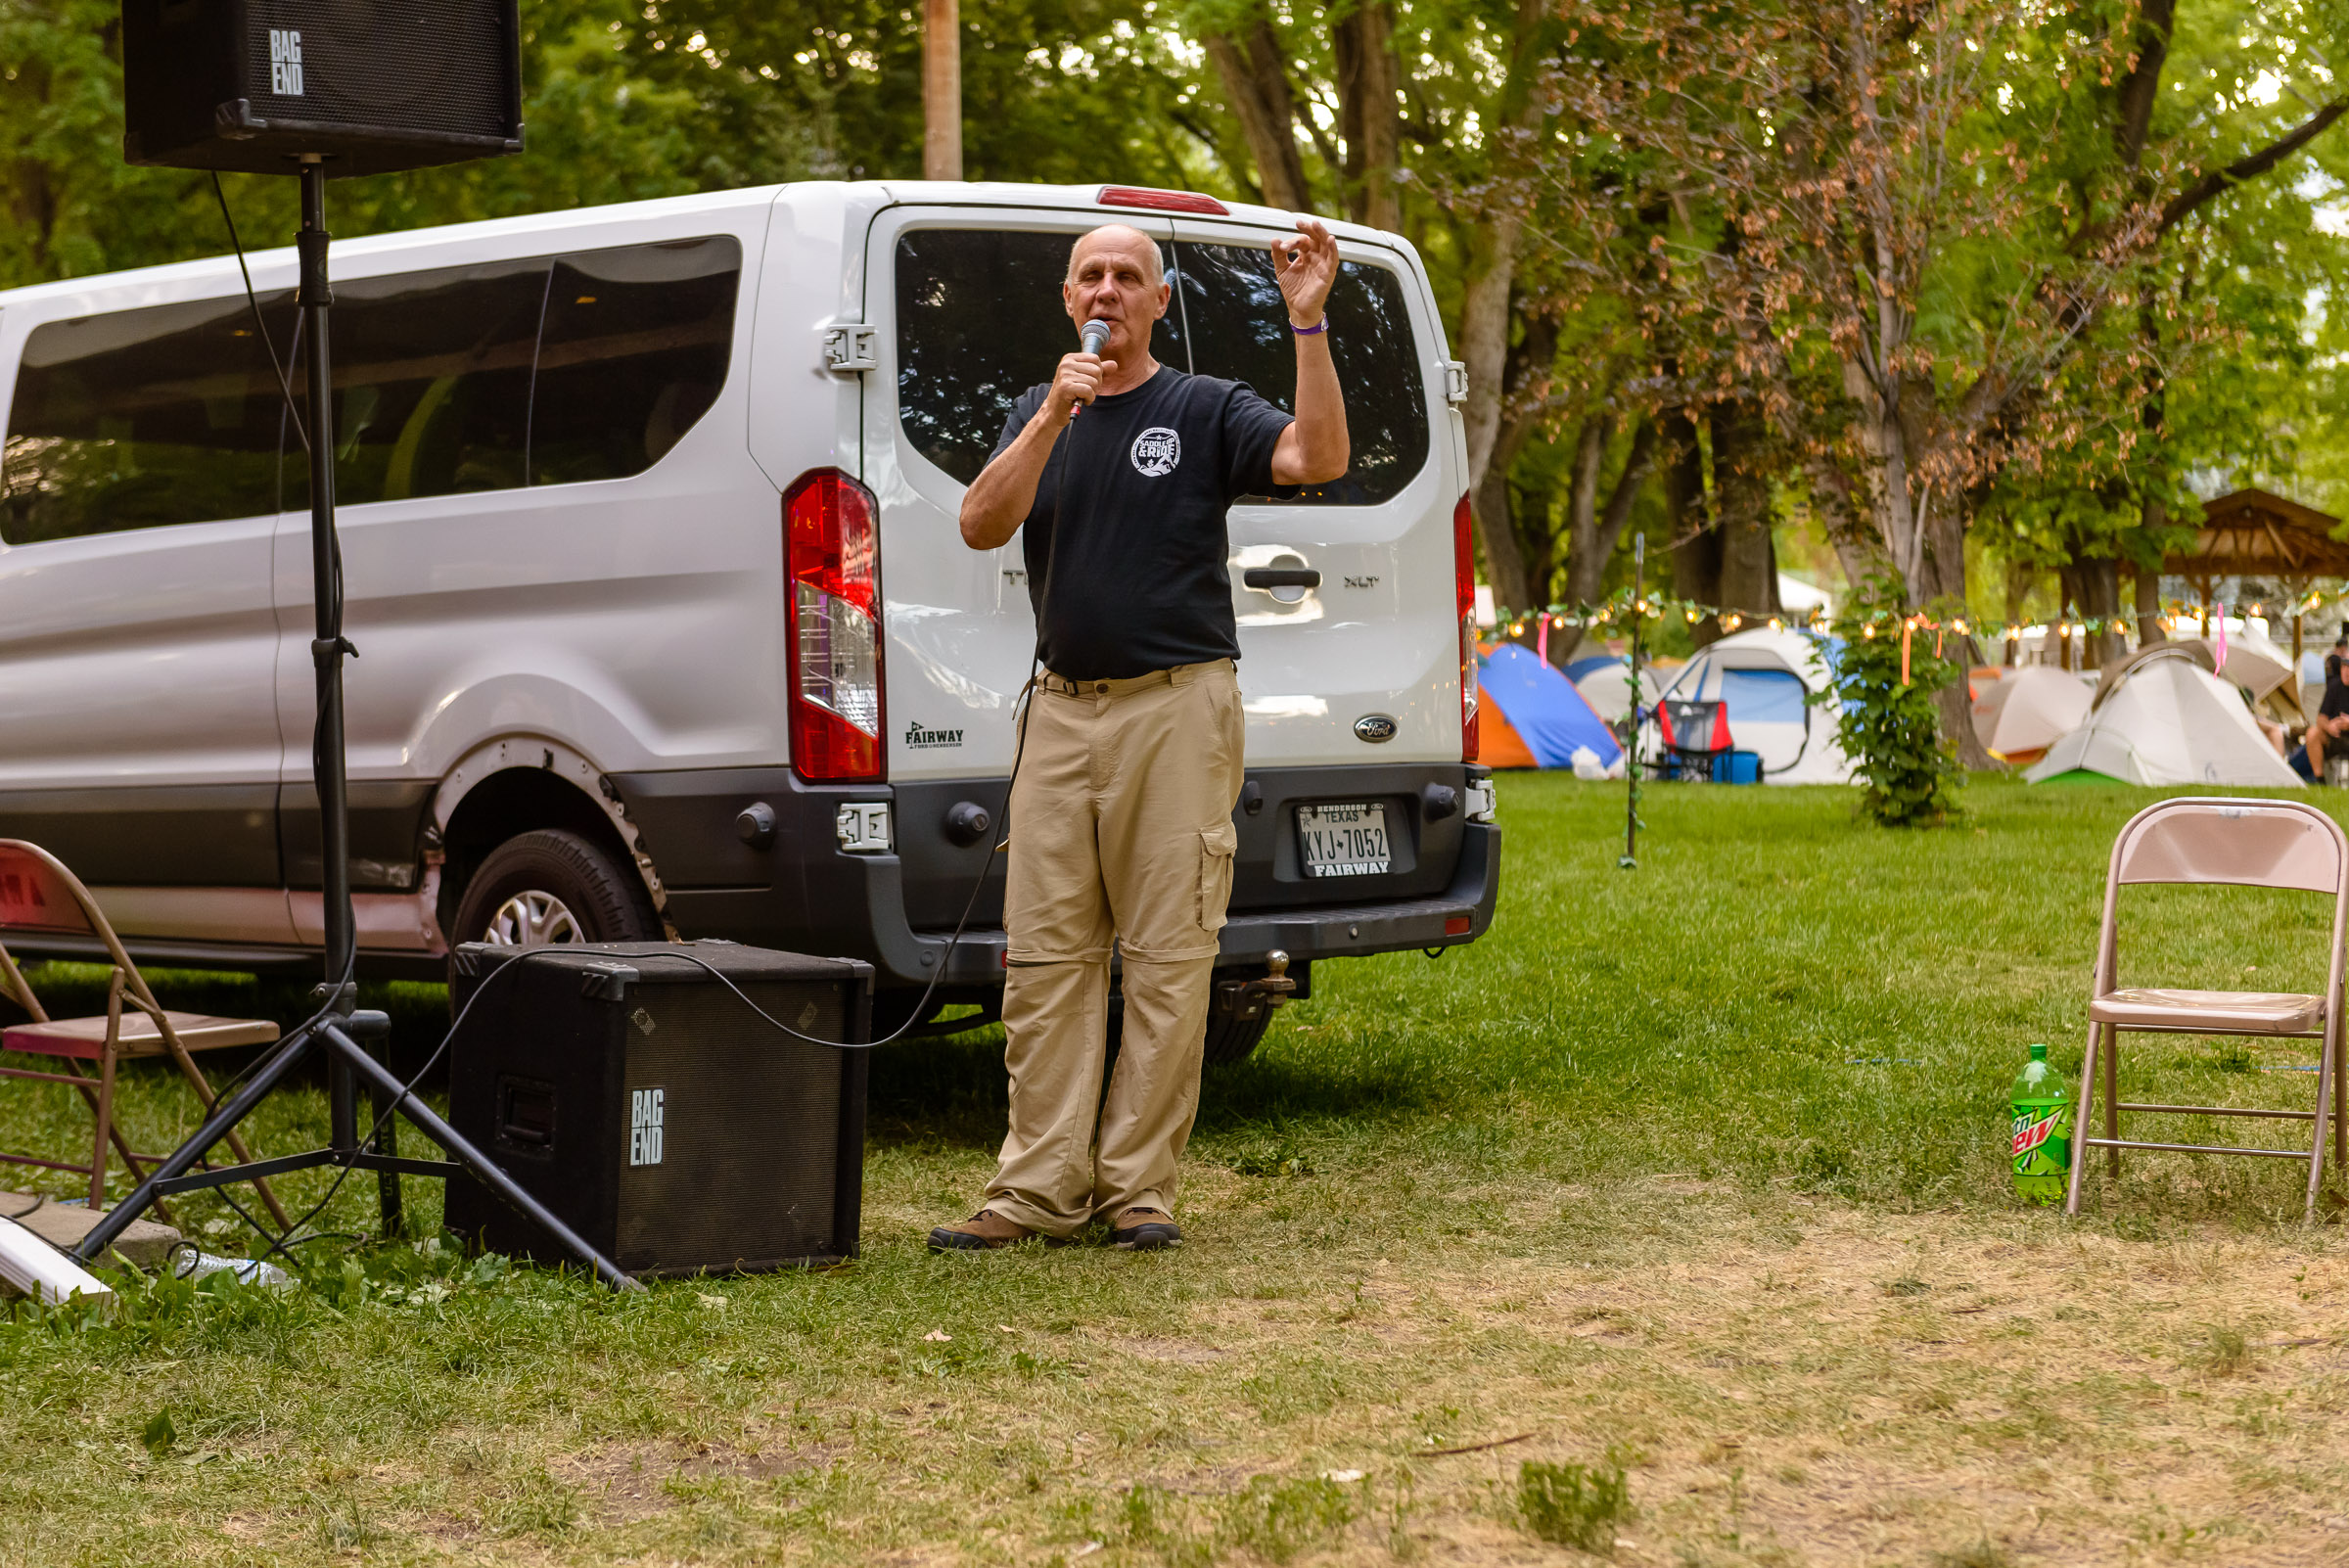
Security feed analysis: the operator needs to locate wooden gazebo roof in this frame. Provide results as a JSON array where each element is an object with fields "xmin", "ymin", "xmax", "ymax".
[{"xmin": 2165, "ymin": 487, "xmax": 2349, "ymax": 580}]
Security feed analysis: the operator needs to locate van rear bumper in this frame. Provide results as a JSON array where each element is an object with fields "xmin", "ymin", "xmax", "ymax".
[{"xmin": 610, "ymin": 767, "xmax": 1501, "ymax": 989}]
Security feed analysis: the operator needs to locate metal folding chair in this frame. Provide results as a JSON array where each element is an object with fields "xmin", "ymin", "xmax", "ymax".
[
  {"xmin": 0, "ymin": 840, "xmax": 289, "ymax": 1224},
  {"xmin": 2064, "ymin": 798, "xmax": 2349, "ymax": 1221}
]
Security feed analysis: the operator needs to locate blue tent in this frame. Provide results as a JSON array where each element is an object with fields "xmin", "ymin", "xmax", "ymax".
[{"xmin": 1481, "ymin": 642, "xmax": 1623, "ymax": 769}]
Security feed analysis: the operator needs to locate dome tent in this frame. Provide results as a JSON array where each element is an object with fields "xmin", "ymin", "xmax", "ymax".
[
  {"xmin": 2024, "ymin": 646, "xmax": 2302, "ymax": 788},
  {"xmin": 1971, "ymin": 665, "xmax": 2093, "ymax": 764},
  {"xmin": 1477, "ymin": 642, "xmax": 1623, "ymax": 771},
  {"xmin": 1638, "ymin": 626, "xmax": 1852, "ymax": 785}
]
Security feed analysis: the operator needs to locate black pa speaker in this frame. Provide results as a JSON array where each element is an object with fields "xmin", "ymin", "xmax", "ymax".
[
  {"xmin": 442, "ymin": 942, "xmax": 872, "ymax": 1277},
  {"xmin": 121, "ymin": 0, "xmax": 524, "ymax": 177}
]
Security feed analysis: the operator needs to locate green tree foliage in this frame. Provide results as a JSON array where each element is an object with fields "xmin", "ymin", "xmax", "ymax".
[{"xmin": 0, "ymin": 0, "xmax": 1198, "ymax": 290}]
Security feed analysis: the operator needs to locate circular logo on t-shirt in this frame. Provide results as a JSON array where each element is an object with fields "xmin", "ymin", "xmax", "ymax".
[{"xmin": 1129, "ymin": 426, "xmax": 1182, "ymax": 478}]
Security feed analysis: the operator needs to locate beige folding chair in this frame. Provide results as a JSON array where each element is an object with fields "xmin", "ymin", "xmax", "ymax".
[
  {"xmin": 0, "ymin": 840, "xmax": 289, "ymax": 1225},
  {"xmin": 2065, "ymin": 798, "xmax": 2349, "ymax": 1221}
]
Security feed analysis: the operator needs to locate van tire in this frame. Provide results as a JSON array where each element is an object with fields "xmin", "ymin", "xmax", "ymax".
[
  {"xmin": 1100, "ymin": 993, "xmax": 1275, "ymax": 1069},
  {"xmin": 1201, "ymin": 1009, "xmax": 1274, "ymax": 1067},
  {"xmin": 449, "ymin": 829, "xmax": 658, "ymax": 953}
]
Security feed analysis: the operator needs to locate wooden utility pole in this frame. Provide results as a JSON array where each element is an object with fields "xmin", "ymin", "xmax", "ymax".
[{"xmin": 923, "ymin": 0, "xmax": 962, "ymax": 180}]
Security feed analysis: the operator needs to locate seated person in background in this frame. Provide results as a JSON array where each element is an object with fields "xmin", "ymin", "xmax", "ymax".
[
  {"xmin": 2310, "ymin": 630, "xmax": 2349, "ymax": 782},
  {"xmin": 2255, "ymin": 711, "xmax": 2291, "ymax": 759}
]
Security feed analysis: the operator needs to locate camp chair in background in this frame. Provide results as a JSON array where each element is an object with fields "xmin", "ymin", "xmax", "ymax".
[
  {"xmin": 1656, "ymin": 698, "xmax": 1748, "ymax": 782},
  {"xmin": 2065, "ymin": 799, "xmax": 2349, "ymax": 1221},
  {"xmin": 0, "ymin": 840, "xmax": 288, "ymax": 1223}
]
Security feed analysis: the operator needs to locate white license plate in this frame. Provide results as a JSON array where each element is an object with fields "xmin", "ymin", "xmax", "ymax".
[{"xmin": 1297, "ymin": 803, "xmax": 1391, "ymax": 878}]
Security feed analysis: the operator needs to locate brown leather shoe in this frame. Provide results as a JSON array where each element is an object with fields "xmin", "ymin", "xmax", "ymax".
[
  {"xmin": 1109, "ymin": 1207, "xmax": 1182, "ymax": 1251},
  {"xmin": 927, "ymin": 1209, "xmax": 1036, "ymax": 1251}
]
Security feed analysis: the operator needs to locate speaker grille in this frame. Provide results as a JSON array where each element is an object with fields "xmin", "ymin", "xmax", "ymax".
[
  {"xmin": 246, "ymin": 0, "xmax": 512, "ymax": 138},
  {"xmin": 617, "ymin": 982, "xmax": 847, "ymax": 1271}
]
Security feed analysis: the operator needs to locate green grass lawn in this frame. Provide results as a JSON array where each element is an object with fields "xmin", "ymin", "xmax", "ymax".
[{"xmin": 7, "ymin": 776, "xmax": 2349, "ymax": 1566}]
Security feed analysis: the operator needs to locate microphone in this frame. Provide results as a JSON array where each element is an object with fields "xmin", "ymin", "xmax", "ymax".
[{"xmin": 1081, "ymin": 318, "xmax": 1112, "ymax": 357}]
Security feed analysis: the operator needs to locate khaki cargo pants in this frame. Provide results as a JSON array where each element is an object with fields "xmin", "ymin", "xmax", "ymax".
[{"xmin": 981, "ymin": 658, "xmax": 1245, "ymax": 1237}]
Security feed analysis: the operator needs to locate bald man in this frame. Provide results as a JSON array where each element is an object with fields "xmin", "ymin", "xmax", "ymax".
[{"xmin": 931, "ymin": 220, "xmax": 1349, "ymax": 1252}]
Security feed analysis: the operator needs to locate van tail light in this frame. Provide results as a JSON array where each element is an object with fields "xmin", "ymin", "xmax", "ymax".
[
  {"xmin": 783, "ymin": 470, "xmax": 883, "ymax": 782},
  {"xmin": 1454, "ymin": 491, "xmax": 1480, "ymax": 762}
]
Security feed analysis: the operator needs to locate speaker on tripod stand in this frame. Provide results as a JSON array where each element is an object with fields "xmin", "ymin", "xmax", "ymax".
[{"xmin": 78, "ymin": 5, "xmax": 649, "ymax": 1292}]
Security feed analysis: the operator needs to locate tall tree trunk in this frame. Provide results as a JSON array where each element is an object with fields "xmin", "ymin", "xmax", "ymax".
[
  {"xmin": 1459, "ymin": 216, "xmax": 1531, "ymax": 614},
  {"xmin": 1662, "ymin": 406, "xmax": 1721, "ymax": 644},
  {"xmin": 1710, "ymin": 399, "xmax": 1776, "ymax": 620},
  {"xmin": 2079, "ymin": 557, "xmax": 2124, "ymax": 668},
  {"xmin": 1551, "ymin": 419, "xmax": 1659, "ymax": 661},
  {"xmin": 1330, "ymin": 2, "xmax": 1402, "ymax": 229},
  {"xmin": 1464, "ymin": 303, "xmax": 1557, "ymax": 619},
  {"xmin": 1203, "ymin": 21, "xmax": 1312, "ymax": 211},
  {"xmin": 2002, "ymin": 558, "xmax": 2033, "ymax": 666},
  {"xmin": 922, "ymin": 0, "xmax": 963, "ymax": 179},
  {"xmin": 2134, "ymin": 535, "xmax": 2166, "ymax": 646},
  {"xmin": 1561, "ymin": 414, "xmax": 1614, "ymax": 605}
]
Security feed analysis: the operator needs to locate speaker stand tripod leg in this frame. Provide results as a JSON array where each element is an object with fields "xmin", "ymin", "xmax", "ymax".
[
  {"xmin": 71, "ymin": 1023, "xmax": 323, "ymax": 1264},
  {"xmin": 319, "ymin": 1023, "xmax": 640, "ymax": 1293}
]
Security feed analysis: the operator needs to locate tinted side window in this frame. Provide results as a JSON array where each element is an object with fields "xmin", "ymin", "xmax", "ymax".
[
  {"xmin": 896, "ymin": 228, "xmax": 1186, "ymax": 485},
  {"xmin": 284, "ymin": 258, "xmax": 544, "ymax": 513},
  {"xmin": 1173, "ymin": 243, "xmax": 1429, "ymax": 505},
  {"xmin": 529, "ymin": 237, "xmax": 741, "ymax": 486},
  {"xmin": 2, "ymin": 293, "xmax": 299, "ymax": 544}
]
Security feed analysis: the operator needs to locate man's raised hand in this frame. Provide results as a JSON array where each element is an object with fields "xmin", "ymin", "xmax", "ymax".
[
  {"xmin": 1047, "ymin": 349, "xmax": 1114, "ymax": 425},
  {"xmin": 1273, "ymin": 218, "xmax": 1338, "ymax": 328}
]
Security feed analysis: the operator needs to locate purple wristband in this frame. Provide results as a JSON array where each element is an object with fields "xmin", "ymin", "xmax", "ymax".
[{"xmin": 1290, "ymin": 317, "xmax": 1328, "ymax": 336}]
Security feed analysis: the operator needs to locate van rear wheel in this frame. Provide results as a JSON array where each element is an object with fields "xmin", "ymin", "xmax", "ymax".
[
  {"xmin": 451, "ymin": 829, "xmax": 658, "ymax": 953},
  {"xmin": 1100, "ymin": 993, "xmax": 1277, "ymax": 1069}
]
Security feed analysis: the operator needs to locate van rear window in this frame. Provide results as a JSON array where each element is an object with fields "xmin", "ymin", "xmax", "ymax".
[
  {"xmin": 1172, "ymin": 243, "xmax": 1430, "ymax": 507},
  {"xmin": 3, "ymin": 236, "xmax": 740, "ymax": 546},
  {"xmin": 895, "ymin": 228, "xmax": 1427, "ymax": 504},
  {"xmin": 894, "ymin": 228, "xmax": 1186, "ymax": 487}
]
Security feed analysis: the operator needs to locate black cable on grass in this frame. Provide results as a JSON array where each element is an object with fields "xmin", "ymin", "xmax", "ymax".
[{"xmin": 208, "ymin": 171, "xmax": 307, "ymax": 451}]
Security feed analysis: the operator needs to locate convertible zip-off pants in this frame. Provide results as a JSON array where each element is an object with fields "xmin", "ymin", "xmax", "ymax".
[{"xmin": 981, "ymin": 659, "xmax": 1245, "ymax": 1237}]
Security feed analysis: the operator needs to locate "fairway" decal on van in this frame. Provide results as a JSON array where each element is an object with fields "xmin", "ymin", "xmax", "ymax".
[{"xmin": 903, "ymin": 720, "xmax": 964, "ymax": 749}]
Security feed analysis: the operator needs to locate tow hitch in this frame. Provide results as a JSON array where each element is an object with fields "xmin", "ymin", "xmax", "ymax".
[{"xmin": 1211, "ymin": 949, "xmax": 1298, "ymax": 1024}]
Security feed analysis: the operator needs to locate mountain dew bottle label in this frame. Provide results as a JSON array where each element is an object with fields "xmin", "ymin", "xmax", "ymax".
[{"xmin": 2008, "ymin": 1042, "xmax": 2072, "ymax": 1206}]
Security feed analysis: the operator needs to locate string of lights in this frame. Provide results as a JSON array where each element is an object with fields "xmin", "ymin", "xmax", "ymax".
[{"xmin": 1494, "ymin": 584, "xmax": 2347, "ymax": 648}]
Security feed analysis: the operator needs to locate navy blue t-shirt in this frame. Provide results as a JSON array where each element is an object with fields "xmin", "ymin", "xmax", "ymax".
[{"xmin": 990, "ymin": 365, "xmax": 1293, "ymax": 680}]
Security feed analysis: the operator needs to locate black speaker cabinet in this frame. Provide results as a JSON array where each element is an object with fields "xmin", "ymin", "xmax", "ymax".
[
  {"xmin": 121, "ymin": 0, "xmax": 524, "ymax": 177},
  {"xmin": 443, "ymin": 942, "xmax": 871, "ymax": 1277}
]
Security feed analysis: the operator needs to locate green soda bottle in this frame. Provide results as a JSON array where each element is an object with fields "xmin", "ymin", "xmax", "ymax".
[{"xmin": 2008, "ymin": 1043, "xmax": 2072, "ymax": 1206}]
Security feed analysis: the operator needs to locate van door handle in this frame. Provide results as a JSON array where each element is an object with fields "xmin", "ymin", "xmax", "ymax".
[{"xmin": 1242, "ymin": 568, "xmax": 1321, "ymax": 590}]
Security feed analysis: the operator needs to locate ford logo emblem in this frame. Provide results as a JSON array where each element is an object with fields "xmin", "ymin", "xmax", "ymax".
[{"xmin": 1354, "ymin": 714, "xmax": 1398, "ymax": 744}]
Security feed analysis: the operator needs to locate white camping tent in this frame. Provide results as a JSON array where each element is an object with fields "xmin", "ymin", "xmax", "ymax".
[
  {"xmin": 1971, "ymin": 666, "xmax": 2093, "ymax": 763},
  {"xmin": 1640, "ymin": 627, "xmax": 1852, "ymax": 784},
  {"xmin": 1574, "ymin": 662, "xmax": 1661, "ymax": 723},
  {"xmin": 2025, "ymin": 647, "xmax": 2303, "ymax": 788}
]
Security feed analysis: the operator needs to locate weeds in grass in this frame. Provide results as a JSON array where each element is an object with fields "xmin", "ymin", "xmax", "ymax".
[
  {"xmin": 2191, "ymin": 1324, "xmax": 2255, "ymax": 1376},
  {"xmin": 1112, "ymin": 1475, "xmax": 1360, "ymax": 1565},
  {"xmin": 1883, "ymin": 1275, "xmax": 1930, "ymax": 1296},
  {"xmin": 1928, "ymin": 1538, "xmax": 2012, "ymax": 1568},
  {"xmin": 1518, "ymin": 1458, "xmax": 1631, "ymax": 1550},
  {"xmin": 1221, "ymin": 1475, "xmax": 1359, "ymax": 1563},
  {"xmin": 1229, "ymin": 1138, "xmax": 1315, "ymax": 1177}
]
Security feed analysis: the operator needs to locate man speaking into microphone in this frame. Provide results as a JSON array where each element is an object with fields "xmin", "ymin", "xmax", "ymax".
[{"xmin": 929, "ymin": 218, "xmax": 1349, "ymax": 1252}]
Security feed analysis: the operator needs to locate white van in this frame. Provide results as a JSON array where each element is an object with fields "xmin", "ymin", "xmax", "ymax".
[{"xmin": 0, "ymin": 181, "xmax": 1497, "ymax": 1061}]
